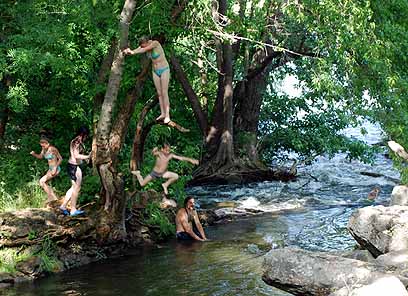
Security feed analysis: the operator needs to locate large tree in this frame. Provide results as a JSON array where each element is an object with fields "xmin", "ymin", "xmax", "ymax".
[{"xmin": 169, "ymin": 0, "xmax": 388, "ymax": 183}]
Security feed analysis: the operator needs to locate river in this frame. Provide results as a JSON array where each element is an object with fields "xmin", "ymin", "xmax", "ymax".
[{"xmin": 4, "ymin": 122, "xmax": 400, "ymax": 296}]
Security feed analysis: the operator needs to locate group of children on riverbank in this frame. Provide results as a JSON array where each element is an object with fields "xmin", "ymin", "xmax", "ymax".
[
  {"xmin": 31, "ymin": 129, "xmax": 199, "ymax": 216},
  {"xmin": 31, "ymin": 35, "xmax": 207, "ymax": 239},
  {"xmin": 30, "ymin": 127, "xmax": 90, "ymax": 216}
]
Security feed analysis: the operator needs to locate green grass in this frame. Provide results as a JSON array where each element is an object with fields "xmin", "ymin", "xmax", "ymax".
[
  {"xmin": 0, "ymin": 178, "xmax": 46, "ymax": 213},
  {"xmin": 0, "ymin": 248, "xmax": 31, "ymax": 274},
  {"xmin": 0, "ymin": 237, "xmax": 62, "ymax": 275}
]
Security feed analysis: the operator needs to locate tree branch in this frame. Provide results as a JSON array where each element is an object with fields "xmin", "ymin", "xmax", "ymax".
[{"xmin": 170, "ymin": 55, "xmax": 208, "ymax": 136}]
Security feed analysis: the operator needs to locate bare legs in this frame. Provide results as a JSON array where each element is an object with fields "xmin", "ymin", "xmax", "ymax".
[
  {"xmin": 39, "ymin": 172, "xmax": 59, "ymax": 203},
  {"xmin": 161, "ymin": 171, "xmax": 179, "ymax": 195},
  {"xmin": 61, "ymin": 166, "xmax": 83, "ymax": 214},
  {"xmin": 132, "ymin": 170, "xmax": 178, "ymax": 195},
  {"xmin": 132, "ymin": 170, "xmax": 153, "ymax": 187},
  {"xmin": 152, "ymin": 70, "xmax": 170, "ymax": 123}
]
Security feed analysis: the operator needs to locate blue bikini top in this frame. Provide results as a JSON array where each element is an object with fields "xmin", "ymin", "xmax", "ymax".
[
  {"xmin": 44, "ymin": 153, "xmax": 54, "ymax": 160},
  {"xmin": 147, "ymin": 50, "xmax": 160, "ymax": 59}
]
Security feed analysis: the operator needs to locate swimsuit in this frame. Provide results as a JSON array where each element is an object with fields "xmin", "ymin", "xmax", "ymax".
[
  {"xmin": 67, "ymin": 163, "xmax": 80, "ymax": 181},
  {"xmin": 149, "ymin": 170, "xmax": 164, "ymax": 179},
  {"xmin": 44, "ymin": 152, "xmax": 60, "ymax": 173},
  {"xmin": 147, "ymin": 50, "xmax": 169, "ymax": 77},
  {"xmin": 48, "ymin": 165, "xmax": 61, "ymax": 173},
  {"xmin": 153, "ymin": 66, "xmax": 169, "ymax": 77},
  {"xmin": 147, "ymin": 50, "xmax": 160, "ymax": 60},
  {"xmin": 44, "ymin": 153, "xmax": 54, "ymax": 160}
]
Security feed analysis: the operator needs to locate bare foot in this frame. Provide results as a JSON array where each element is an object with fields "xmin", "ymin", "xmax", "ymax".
[
  {"xmin": 156, "ymin": 115, "xmax": 165, "ymax": 121},
  {"xmin": 131, "ymin": 170, "xmax": 141, "ymax": 177},
  {"xmin": 163, "ymin": 117, "xmax": 171, "ymax": 124},
  {"xmin": 161, "ymin": 183, "xmax": 168, "ymax": 195}
]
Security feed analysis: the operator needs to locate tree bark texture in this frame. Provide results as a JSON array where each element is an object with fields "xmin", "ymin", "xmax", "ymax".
[
  {"xmin": 130, "ymin": 98, "xmax": 158, "ymax": 171},
  {"xmin": 95, "ymin": 0, "xmax": 136, "ymax": 165},
  {"xmin": 0, "ymin": 108, "xmax": 9, "ymax": 139},
  {"xmin": 91, "ymin": 40, "xmax": 116, "ymax": 168},
  {"xmin": 94, "ymin": 0, "xmax": 137, "ymax": 241},
  {"xmin": 170, "ymin": 55, "xmax": 208, "ymax": 136},
  {"xmin": 109, "ymin": 56, "xmax": 150, "ymax": 165}
]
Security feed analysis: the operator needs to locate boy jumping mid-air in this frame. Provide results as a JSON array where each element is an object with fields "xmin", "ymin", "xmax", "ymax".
[{"xmin": 131, "ymin": 143, "xmax": 199, "ymax": 206}]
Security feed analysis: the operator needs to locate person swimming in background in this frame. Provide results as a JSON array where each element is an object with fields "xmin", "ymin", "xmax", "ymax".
[
  {"xmin": 123, "ymin": 36, "xmax": 172, "ymax": 124},
  {"xmin": 131, "ymin": 143, "xmax": 199, "ymax": 207},
  {"xmin": 60, "ymin": 126, "xmax": 91, "ymax": 216},
  {"xmin": 30, "ymin": 134, "xmax": 62, "ymax": 204},
  {"xmin": 175, "ymin": 196, "xmax": 207, "ymax": 241}
]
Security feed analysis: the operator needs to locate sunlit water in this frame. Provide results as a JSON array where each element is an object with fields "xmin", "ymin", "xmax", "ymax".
[{"xmin": 4, "ymin": 122, "xmax": 400, "ymax": 296}]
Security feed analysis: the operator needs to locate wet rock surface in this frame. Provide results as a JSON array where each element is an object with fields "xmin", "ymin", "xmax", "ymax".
[
  {"xmin": 348, "ymin": 205, "xmax": 408, "ymax": 257},
  {"xmin": 262, "ymin": 247, "xmax": 407, "ymax": 296}
]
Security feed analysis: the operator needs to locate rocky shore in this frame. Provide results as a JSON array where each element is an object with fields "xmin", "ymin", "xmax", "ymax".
[
  {"xmin": 0, "ymin": 189, "xmax": 229, "ymax": 289},
  {"xmin": 262, "ymin": 185, "xmax": 408, "ymax": 295}
]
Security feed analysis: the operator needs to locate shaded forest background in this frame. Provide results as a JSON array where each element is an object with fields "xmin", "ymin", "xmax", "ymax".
[{"xmin": 0, "ymin": 0, "xmax": 407, "ymax": 216}]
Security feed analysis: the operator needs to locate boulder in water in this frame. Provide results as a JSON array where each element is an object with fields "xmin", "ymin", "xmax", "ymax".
[
  {"xmin": 375, "ymin": 250, "xmax": 408, "ymax": 275},
  {"xmin": 262, "ymin": 247, "xmax": 408, "ymax": 296},
  {"xmin": 390, "ymin": 186, "xmax": 408, "ymax": 206},
  {"xmin": 348, "ymin": 205, "xmax": 408, "ymax": 257},
  {"xmin": 329, "ymin": 276, "xmax": 408, "ymax": 296}
]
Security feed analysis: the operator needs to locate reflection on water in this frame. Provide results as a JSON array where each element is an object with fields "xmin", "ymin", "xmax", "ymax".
[
  {"xmin": 4, "ymin": 123, "xmax": 400, "ymax": 296},
  {"xmin": 5, "ymin": 218, "xmax": 291, "ymax": 296}
]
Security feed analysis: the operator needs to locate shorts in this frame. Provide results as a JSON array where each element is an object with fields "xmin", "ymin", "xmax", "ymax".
[
  {"xmin": 67, "ymin": 163, "xmax": 80, "ymax": 182},
  {"xmin": 150, "ymin": 170, "xmax": 164, "ymax": 179}
]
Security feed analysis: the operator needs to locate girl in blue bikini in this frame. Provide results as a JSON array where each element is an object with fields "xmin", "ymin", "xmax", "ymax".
[
  {"xmin": 30, "ymin": 135, "xmax": 62, "ymax": 204},
  {"xmin": 123, "ymin": 37, "xmax": 172, "ymax": 124}
]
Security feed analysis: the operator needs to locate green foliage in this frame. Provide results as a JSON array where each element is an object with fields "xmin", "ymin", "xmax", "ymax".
[
  {"xmin": 0, "ymin": 248, "xmax": 31, "ymax": 274},
  {"xmin": 36, "ymin": 235, "xmax": 60, "ymax": 273},
  {"xmin": 0, "ymin": 0, "xmax": 407, "ymax": 216},
  {"xmin": 78, "ymin": 173, "xmax": 101, "ymax": 204},
  {"xmin": 145, "ymin": 202, "xmax": 175, "ymax": 239}
]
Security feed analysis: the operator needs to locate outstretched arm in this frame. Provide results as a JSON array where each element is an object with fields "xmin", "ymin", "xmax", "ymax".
[
  {"xmin": 30, "ymin": 149, "xmax": 44, "ymax": 159},
  {"xmin": 171, "ymin": 154, "xmax": 199, "ymax": 165},
  {"xmin": 388, "ymin": 141, "xmax": 408, "ymax": 161},
  {"xmin": 123, "ymin": 41, "xmax": 158, "ymax": 55}
]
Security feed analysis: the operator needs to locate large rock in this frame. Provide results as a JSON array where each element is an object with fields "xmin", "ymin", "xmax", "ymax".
[
  {"xmin": 391, "ymin": 186, "xmax": 408, "ymax": 206},
  {"xmin": 348, "ymin": 205, "xmax": 408, "ymax": 257},
  {"xmin": 0, "ymin": 209, "xmax": 59, "ymax": 246},
  {"xmin": 330, "ymin": 276, "xmax": 408, "ymax": 296},
  {"xmin": 262, "ymin": 248, "xmax": 407, "ymax": 296},
  {"xmin": 333, "ymin": 249, "xmax": 376, "ymax": 263},
  {"xmin": 375, "ymin": 250, "xmax": 408, "ymax": 274}
]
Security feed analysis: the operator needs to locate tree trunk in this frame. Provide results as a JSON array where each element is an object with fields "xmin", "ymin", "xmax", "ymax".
[
  {"xmin": 94, "ymin": 0, "xmax": 137, "ymax": 241},
  {"xmin": 109, "ymin": 56, "xmax": 150, "ymax": 166},
  {"xmin": 193, "ymin": 0, "xmax": 234, "ymax": 177},
  {"xmin": 233, "ymin": 76, "xmax": 266, "ymax": 163},
  {"xmin": 0, "ymin": 108, "xmax": 9, "ymax": 139},
  {"xmin": 91, "ymin": 40, "xmax": 116, "ymax": 169},
  {"xmin": 170, "ymin": 55, "xmax": 208, "ymax": 136},
  {"xmin": 130, "ymin": 98, "xmax": 158, "ymax": 171}
]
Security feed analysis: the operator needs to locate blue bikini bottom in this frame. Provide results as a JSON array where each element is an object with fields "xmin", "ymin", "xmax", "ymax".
[{"xmin": 153, "ymin": 66, "xmax": 169, "ymax": 77}]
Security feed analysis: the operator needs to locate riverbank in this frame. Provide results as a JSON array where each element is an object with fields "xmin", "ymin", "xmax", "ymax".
[
  {"xmin": 262, "ymin": 185, "xmax": 408, "ymax": 295},
  {"xmin": 0, "ymin": 188, "xmax": 258, "ymax": 289}
]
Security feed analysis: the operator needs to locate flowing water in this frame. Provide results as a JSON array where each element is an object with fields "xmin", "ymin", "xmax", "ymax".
[{"xmin": 4, "ymin": 123, "xmax": 400, "ymax": 296}]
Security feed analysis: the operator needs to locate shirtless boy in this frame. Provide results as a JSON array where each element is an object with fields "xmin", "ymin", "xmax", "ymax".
[{"xmin": 131, "ymin": 144, "xmax": 199, "ymax": 204}]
